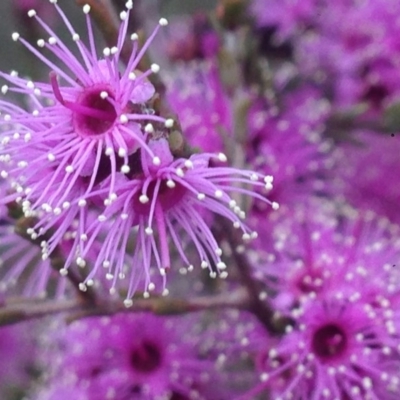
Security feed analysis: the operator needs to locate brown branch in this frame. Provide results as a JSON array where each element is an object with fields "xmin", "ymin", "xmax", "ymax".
[
  {"xmin": 218, "ymin": 219, "xmax": 291, "ymax": 335},
  {"xmin": 0, "ymin": 289, "xmax": 249, "ymax": 326}
]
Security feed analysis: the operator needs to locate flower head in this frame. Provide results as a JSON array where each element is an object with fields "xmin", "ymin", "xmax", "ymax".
[
  {"xmin": 336, "ymin": 131, "xmax": 400, "ymax": 224},
  {"xmin": 77, "ymin": 139, "xmax": 275, "ymax": 302},
  {"xmin": 248, "ymin": 205, "xmax": 400, "ymax": 399},
  {"xmin": 166, "ymin": 61, "xmax": 232, "ymax": 153},
  {"xmin": 36, "ymin": 313, "xmax": 232, "ymax": 400},
  {"xmin": 0, "ymin": 0, "xmax": 169, "ymax": 214}
]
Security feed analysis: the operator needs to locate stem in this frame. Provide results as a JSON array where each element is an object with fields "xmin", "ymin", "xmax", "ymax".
[
  {"xmin": 218, "ymin": 219, "xmax": 291, "ymax": 334},
  {"xmin": 0, "ymin": 289, "xmax": 249, "ymax": 326}
]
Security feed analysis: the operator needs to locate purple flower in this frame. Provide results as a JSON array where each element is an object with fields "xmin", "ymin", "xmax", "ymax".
[
  {"xmin": 166, "ymin": 61, "xmax": 232, "ymax": 153},
  {"xmin": 336, "ymin": 131, "xmax": 400, "ymax": 225},
  {"xmin": 77, "ymin": 138, "xmax": 276, "ymax": 303},
  {"xmin": 36, "ymin": 313, "xmax": 232, "ymax": 400},
  {"xmin": 251, "ymin": 0, "xmax": 319, "ymax": 39},
  {"xmin": 294, "ymin": 0, "xmax": 400, "ymax": 111},
  {"xmin": 247, "ymin": 87, "xmax": 335, "ymax": 229},
  {"xmin": 0, "ymin": 323, "xmax": 35, "ymax": 397},
  {"xmin": 0, "ymin": 0, "xmax": 168, "ymax": 215},
  {"xmin": 248, "ymin": 204, "xmax": 400, "ymax": 399}
]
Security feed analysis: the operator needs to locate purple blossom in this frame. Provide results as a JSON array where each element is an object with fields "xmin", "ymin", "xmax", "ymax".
[
  {"xmin": 247, "ymin": 204, "xmax": 400, "ymax": 399},
  {"xmin": 0, "ymin": 0, "xmax": 169, "ymax": 215},
  {"xmin": 75, "ymin": 138, "xmax": 276, "ymax": 303},
  {"xmin": 166, "ymin": 61, "xmax": 232, "ymax": 153},
  {"xmin": 251, "ymin": 0, "xmax": 320, "ymax": 39},
  {"xmin": 36, "ymin": 313, "xmax": 232, "ymax": 400},
  {"xmin": 336, "ymin": 131, "xmax": 400, "ymax": 225},
  {"xmin": 247, "ymin": 87, "xmax": 335, "ymax": 229},
  {"xmin": 294, "ymin": 0, "xmax": 400, "ymax": 111},
  {"xmin": 0, "ymin": 323, "xmax": 35, "ymax": 397}
]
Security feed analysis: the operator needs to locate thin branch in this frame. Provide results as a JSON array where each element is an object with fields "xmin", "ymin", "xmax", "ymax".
[
  {"xmin": 218, "ymin": 219, "xmax": 291, "ymax": 334},
  {"xmin": 0, "ymin": 289, "xmax": 250, "ymax": 326}
]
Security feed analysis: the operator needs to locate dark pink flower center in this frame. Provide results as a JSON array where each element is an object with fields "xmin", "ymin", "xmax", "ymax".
[
  {"xmin": 132, "ymin": 180, "xmax": 188, "ymax": 216},
  {"xmin": 312, "ymin": 324, "xmax": 347, "ymax": 360},
  {"xmin": 130, "ymin": 340, "xmax": 162, "ymax": 373},
  {"xmin": 50, "ymin": 72, "xmax": 117, "ymax": 136},
  {"xmin": 73, "ymin": 88, "xmax": 117, "ymax": 136}
]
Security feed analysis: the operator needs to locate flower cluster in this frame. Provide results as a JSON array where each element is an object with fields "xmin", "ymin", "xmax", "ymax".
[
  {"xmin": 0, "ymin": 1, "xmax": 275, "ymax": 301},
  {"xmin": 248, "ymin": 205, "xmax": 400, "ymax": 399},
  {"xmin": 0, "ymin": 0, "xmax": 399, "ymax": 399},
  {"xmin": 35, "ymin": 313, "xmax": 235, "ymax": 400}
]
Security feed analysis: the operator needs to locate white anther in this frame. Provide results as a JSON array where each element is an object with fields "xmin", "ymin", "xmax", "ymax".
[
  {"xmin": 100, "ymin": 91, "xmax": 108, "ymax": 99},
  {"xmin": 272, "ymin": 202, "xmax": 280, "ymax": 210},
  {"xmin": 121, "ymin": 213, "xmax": 129, "ymax": 220},
  {"xmin": 118, "ymin": 148, "xmax": 126, "ymax": 157},
  {"xmin": 65, "ymin": 165, "xmax": 74, "ymax": 173},
  {"xmin": 83, "ymin": 4, "xmax": 91, "ymax": 14},
  {"xmin": 148, "ymin": 282, "xmax": 156, "ymax": 291},
  {"xmin": 120, "ymin": 11, "xmax": 127, "ymax": 20},
  {"xmin": 217, "ymin": 262, "xmax": 227, "ymax": 270},
  {"xmin": 166, "ymin": 179, "xmax": 175, "ymax": 188},
  {"xmin": 105, "ymin": 147, "xmax": 113, "ymax": 156},
  {"xmin": 151, "ymin": 64, "xmax": 160, "ymax": 73},
  {"xmin": 103, "ymin": 47, "xmax": 111, "ymax": 57},
  {"xmin": 1, "ymin": 85, "xmax": 8, "ymax": 94},
  {"xmin": 165, "ymin": 118, "xmax": 174, "ymax": 128},
  {"xmin": 79, "ymin": 283, "xmax": 87, "ymax": 292},
  {"xmin": 128, "ymin": 72, "xmax": 136, "ymax": 80},
  {"xmin": 215, "ymin": 190, "xmax": 223, "ymax": 198},
  {"xmin": 59, "ymin": 268, "xmax": 68, "ymax": 276},
  {"xmin": 139, "ymin": 194, "xmax": 149, "ymax": 204},
  {"xmin": 121, "ymin": 165, "xmax": 130, "ymax": 174},
  {"xmin": 145, "ymin": 227, "xmax": 153, "ymax": 235},
  {"xmin": 201, "ymin": 261, "xmax": 208, "ymax": 269},
  {"xmin": 176, "ymin": 168, "xmax": 184, "ymax": 177},
  {"xmin": 130, "ymin": 33, "xmax": 139, "ymax": 41},
  {"xmin": 12, "ymin": 32, "xmax": 20, "ymax": 41},
  {"xmin": 62, "ymin": 201, "xmax": 70, "ymax": 209},
  {"xmin": 124, "ymin": 299, "xmax": 133, "ymax": 308},
  {"xmin": 48, "ymin": 37, "xmax": 57, "ymax": 45},
  {"xmin": 250, "ymin": 173, "xmax": 259, "ymax": 181},
  {"xmin": 47, "ymin": 153, "xmax": 55, "ymax": 162},
  {"xmin": 98, "ymin": 215, "xmax": 107, "ymax": 222},
  {"xmin": 76, "ymin": 257, "xmax": 86, "ymax": 267},
  {"xmin": 78, "ymin": 199, "xmax": 87, "ymax": 207},
  {"xmin": 27, "ymin": 9, "xmax": 36, "ymax": 17},
  {"xmin": 197, "ymin": 193, "xmax": 205, "ymax": 200},
  {"xmin": 72, "ymin": 33, "xmax": 80, "ymax": 41},
  {"xmin": 145, "ymin": 123, "xmax": 154, "ymax": 133},
  {"xmin": 159, "ymin": 18, "xmax": 168, "ymax": 26},
  {"xmin": 111, "ymin": 46, "xmax": 118, "ymax": 55},
  {"xmin": 153, "ymin": 156, "xmax": 161, "ymax": 166},
  {"xmin": 218, "ymin": 153, "xmax": 227, "ymax": 162},
  {"xmin": 184, "ymin": 160, "xmax": 193, "ymax": 169},
  {"xmin": 106, "ymin": 273, "xmax": 114, "ymax": 280}
]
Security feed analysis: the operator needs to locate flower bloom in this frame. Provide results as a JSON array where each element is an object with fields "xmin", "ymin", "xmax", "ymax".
[
  {"xmin": 0, "ymin": 0, "xmax": 169, "ymax": 215},
  {"xmin": 166, "ymin": 61, "xmax": 232, "ymax": 153},
  {"xmin": 336, "ymin": 131, "xmax": 400, "ymax": 225},
  {"xmin": 35, "ymin": 313, "xmax": 232, "ymax": 400},
  {"xmin": 77, "ymin": 139, "xmax": 276, "ymax": 304},
  {"xmin": 247, "ymin": 204, "xmax": 400, "ymax": 399}
]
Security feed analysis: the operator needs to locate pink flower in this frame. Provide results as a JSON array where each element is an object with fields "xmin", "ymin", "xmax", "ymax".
[{"xmin": 77, "ymin": 139, "xmax": 276, "ymax": 303}]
